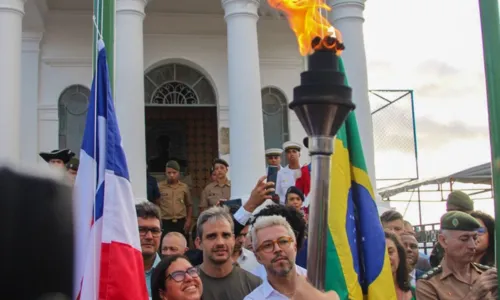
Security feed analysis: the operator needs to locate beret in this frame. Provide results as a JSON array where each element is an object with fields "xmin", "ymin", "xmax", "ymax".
[
  {"xmin": 213, "ymin": 158, "xmax": 229, "ymax": 168},
  {"xmin": 165, "ymin": 160, "xmax": 180, "ymax": 171},
  {"xmin": 446, "ymin": 191, "xmax": 474, "ymax": 212},
  {"xmin": 440, "ymin": 211, "xmax": 481, "ymax": 231}
]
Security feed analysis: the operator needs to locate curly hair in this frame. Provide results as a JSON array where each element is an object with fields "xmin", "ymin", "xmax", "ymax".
[{"xmin": 249, "ymin": 204, "xmax": 306, "ymax": 251}]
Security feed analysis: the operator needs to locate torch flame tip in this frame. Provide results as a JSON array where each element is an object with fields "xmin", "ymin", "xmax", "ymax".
[
  {"xmin": 267, "ymin": 0, "xmax": 344, "ymax": 56},
  {"xmin": 311, "ymin": 36, "xmax": 344, "ymax": 56}
]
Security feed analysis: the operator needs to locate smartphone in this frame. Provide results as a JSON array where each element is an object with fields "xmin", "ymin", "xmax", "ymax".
[
  {"xmin": 267, "ymin": 166, "xmax": 279, "ymax": 196},
  {"xmin": 220, "ymin": 198, "xmax": 242, "ymax": 215}
]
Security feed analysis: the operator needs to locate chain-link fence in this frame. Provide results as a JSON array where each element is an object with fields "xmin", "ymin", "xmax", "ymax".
[{"xmin": 369, "ymin": 90, "xmax": 419, "ymax": 181}]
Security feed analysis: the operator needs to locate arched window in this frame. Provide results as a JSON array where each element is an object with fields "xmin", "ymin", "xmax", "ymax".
[
  {"xmin": 144, "ymin": 63, "xmax": 216, "ymax": 106},
  {"xmin": 58, "ymin": 85, "xmax": 90, "ymax": 156},
  {"xmin": 261, "ymin": 87, "xmax": 290, "ymax": 149}
]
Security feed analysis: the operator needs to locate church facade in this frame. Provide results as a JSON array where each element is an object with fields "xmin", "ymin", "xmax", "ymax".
[{"xmin": 2, "ymin": 0, "xmax": 382, "ymax": 207}]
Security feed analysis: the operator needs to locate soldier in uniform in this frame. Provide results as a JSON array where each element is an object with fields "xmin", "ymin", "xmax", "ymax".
[
  {"xmin": 199, "ymin": 158, "xmax": 230, "ymax": 212},
  {"xmin": 429, "ymin": 190, "xmax": 475, "ymax": 267},
  {"xmin": 416, "ymin": 211, "xmax": 494, "ymax": 300},
  {"xmin": 157, "ymin": 160, "xmax": 193, "ymax": 241},
  {"xmin": 265, "ymin": 148, "xmax": 295, "ymax": 204},
  {"xmin": 282, "ymin": 141, "xmax": 303, "ymax": 180}
]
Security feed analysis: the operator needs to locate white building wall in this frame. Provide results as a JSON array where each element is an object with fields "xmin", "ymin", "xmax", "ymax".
[{"xmin": 34, "ymin": 11, "xmax": 309, "ymax": 166}]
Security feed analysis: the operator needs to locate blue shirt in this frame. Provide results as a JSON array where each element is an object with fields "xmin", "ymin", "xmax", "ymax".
[
  {"xmin": 296, "ymin": 238, "xmax": 308, "ymax": 268},
  {"xmin": 145, "ymin": 254, "xmax": 161, "ymax": 298}
]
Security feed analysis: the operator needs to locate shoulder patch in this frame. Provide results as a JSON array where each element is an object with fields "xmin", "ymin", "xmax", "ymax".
[
  {"xmin": 419, "ymin": 265, "xmax": 442, "ymax": 280},
  {"xmin": 473, "ymin": 263, "xmax": 491, "ymax": 271}
]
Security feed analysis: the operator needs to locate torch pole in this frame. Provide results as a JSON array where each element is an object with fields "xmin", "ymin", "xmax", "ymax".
[
  {"xmin": 478, "ymin": 0, "xmax": 500, "ymax": 275},
  {"xmin": 307, "ymin": 136, "xmax": 335, "ymax": 289}
]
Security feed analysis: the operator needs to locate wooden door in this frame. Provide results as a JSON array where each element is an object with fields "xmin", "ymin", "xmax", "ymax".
[{"xmin": 145, "ymin": 107, "xmax": 218, "ymax": 213}]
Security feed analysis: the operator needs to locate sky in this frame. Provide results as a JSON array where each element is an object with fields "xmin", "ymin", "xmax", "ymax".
[{"xmin": 362, "ymin": 0, "xmax": 495, "ymax": 224}]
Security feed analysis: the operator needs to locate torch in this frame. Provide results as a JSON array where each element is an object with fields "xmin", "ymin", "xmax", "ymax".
[
  {"xmin": 290, "ymin": 35, "xmax": 355, "ymax": 289},
  {"xmin": 266, "ymin": 0, "xmax": 356, "ymax": 289}
]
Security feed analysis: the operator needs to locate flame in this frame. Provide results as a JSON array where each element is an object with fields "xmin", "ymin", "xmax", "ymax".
[{"xmin": 267, "ymin": 0, "xmax": 343, "ymax": 56}]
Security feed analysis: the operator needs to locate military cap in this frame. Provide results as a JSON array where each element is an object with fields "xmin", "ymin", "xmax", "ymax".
[
  {"xmin": 66, "ymin": 157, "xmax": 79, "ymax": 171},
  {"xmin": 213, "ymin": 158, "xmax": 229, "ymax": 168},
  {"xmin": 446, "ymin": 191, "xmax": 474, "ymax": 212},
  {"xmin": 440, "ymin": 211, "xmax": 481, "ymax": 231},
  {"xmin": 165, "ymin": 160, "xmax": 180, "ymax": 171},
  {"xmin": 265, "ymin": 148, "xmax": 283, "ymax": 156},
  {"xmin": 39, "ymin": 149, "xmax": 75, "ymax": 164},
  {"xmin": 283, "ymin": 141, "xmax": 301, "ymax": 152}
]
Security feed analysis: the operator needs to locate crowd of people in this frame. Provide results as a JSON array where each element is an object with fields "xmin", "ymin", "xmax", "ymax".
[
  {"xmin": 380, "ymin": 191, "xmax": 497, "ymax": 299},
  {"xmin": 35, "ymin": 142, "xmax": 499, "ymax": 299}
]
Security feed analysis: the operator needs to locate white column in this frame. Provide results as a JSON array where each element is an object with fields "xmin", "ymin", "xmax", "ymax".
[
  {"xmin": 115, "ymin": 0, "xmax": 148, "ymax": 201},
  {"xmin": 21, "ymin": 32, "xmax": 43, "ymax": 165},
  {"xmin": 222, "ymin": 0, "xmax": 267, "ymax": 199},
  {"xmin": 329, "ymin": 0, "xmax": 388, "ymax": 207},
  {"xmin": 0, "ymin": 0, "xmax": 26, "ymax": 163}
]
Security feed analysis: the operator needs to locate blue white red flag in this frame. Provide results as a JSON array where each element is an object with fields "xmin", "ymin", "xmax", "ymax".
[{"xmin": 73, "ymin": 40, "xmax": 148, "ymax": 300}]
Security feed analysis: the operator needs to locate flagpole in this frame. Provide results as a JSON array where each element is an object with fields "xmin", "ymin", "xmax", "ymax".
[
  {"xmin": 478, "ymin": 0, "xmax": 500, "ymax": 277},
  {"xmin": 93, "ymin": 0, "xmax": 115, "ymax": 95}
]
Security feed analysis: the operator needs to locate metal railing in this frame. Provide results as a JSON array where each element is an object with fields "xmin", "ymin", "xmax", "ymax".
[{"xmin": 414, "ymin": 223, "xmax": 440, "ymax": 255}]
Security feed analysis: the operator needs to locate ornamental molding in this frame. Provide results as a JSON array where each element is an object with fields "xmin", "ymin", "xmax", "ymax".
[{"xmin": 42, "ymin": 57, "xmax": 92, "ymax": 68}]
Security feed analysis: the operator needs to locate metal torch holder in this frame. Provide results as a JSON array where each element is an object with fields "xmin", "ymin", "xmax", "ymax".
[
  {"xmin": 289, "ymin": 41, "xmax": 355, "ymax": 289},
  {"xmin": 306, "ymin": 135, "xmax": 335, "ymax": 289}
]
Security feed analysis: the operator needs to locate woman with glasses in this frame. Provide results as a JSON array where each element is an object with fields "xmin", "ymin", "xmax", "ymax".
[
  {"xmin": 470, "ymin": 211, "xmax": 495, "ymax": 267},
  {"xmin": 152, "ymin": 254, "xmax": 203, "ymax": 300}
]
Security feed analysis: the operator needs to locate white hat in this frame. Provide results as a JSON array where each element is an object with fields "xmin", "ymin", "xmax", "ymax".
[
  {"xmin": 283, "ymin": 141, "xmax": 302, "ymax": 152},
  {"xmin": 265, "ymin": 148, "xmax": 283, "ymax": 156}
]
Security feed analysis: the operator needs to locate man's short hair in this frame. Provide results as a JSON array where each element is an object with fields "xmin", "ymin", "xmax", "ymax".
[
  {"xmin": 249, "ymin": 204, "xmax": 306, "ymax": 250},
  {"xmin": 136, "ymin": 201, "xmax": 161, "ymax": 223},
  {"xmin": 380, "ymin": 210, "xmax": 403, "ymax": 223},
  {"xmin": 162, "ymin": 232, "xmax": 187, "ymax": 248},
  {"xmin": 250, "ymin": 215, "xmax": 296, "ymax": 251},
  {"xmin": 196, "ymin": 206, "xmax": 234, "ymax": 239}
]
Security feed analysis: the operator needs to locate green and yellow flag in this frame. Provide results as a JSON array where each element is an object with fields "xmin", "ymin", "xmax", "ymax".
[{"xmin": 325, "ymin": 59, "xmax": 397, "ymax": 300}]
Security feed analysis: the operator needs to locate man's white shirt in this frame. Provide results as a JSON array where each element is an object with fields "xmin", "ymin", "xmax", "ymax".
[
  {"xmin": 243, "ymin": 279, "xmax": 291, "ymax": 300},
  {"xmin": 250, "ymin": 264, "xmax": 307, "ymax": 282},
  {"xmin": 237, "ymin": 248, "xmax": 260, "ymax": 272},
  {"xmin": 282, "ymin": 165, "xmax": 302, "ymax": 181},
  {"xmin": 275, "ymin": 167, "xmax": 296, "ymax": 205}
]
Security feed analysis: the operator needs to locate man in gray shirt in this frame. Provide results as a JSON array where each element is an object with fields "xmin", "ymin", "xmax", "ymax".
[{"xmin": 196, "ymin": 206, "xmax": 262, "ymax": 300}]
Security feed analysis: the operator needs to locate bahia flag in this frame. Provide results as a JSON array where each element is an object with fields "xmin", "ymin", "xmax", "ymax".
[
  {"xmin": 73, "ymin": 40, "xmax": 148, "ymax": 300},
  {"xmin": 325, "ymin": 59, "xmax": 397, "ymax": 300}
]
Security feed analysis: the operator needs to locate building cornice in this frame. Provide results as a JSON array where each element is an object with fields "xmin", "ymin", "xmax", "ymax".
[
  {"xmin": 38, "ymin": 104, "xmax": 58, "ymax": 121},
  {"xmin": 22, "ymin": 31, "xmax": 44, "ymax": 52},
  {"xmin": 260, "ymin": 57, "xmax": 303, "ymax": 69},
  {"xmin": 42, "ymin": 57, "xmax": 92, "ymax": 67}
]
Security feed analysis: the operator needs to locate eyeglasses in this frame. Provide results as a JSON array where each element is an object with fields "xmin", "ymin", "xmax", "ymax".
[
  {"xmin": 167, "ymin": 267, "xmax": 199, "ymax": 282},
  {"xmin": 139, "ymin": 226, "xmax": 162, "ymax": 237},
  {"xmin": 256, "ymin": 236, "xmax": 294, "ymax": 253}
]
